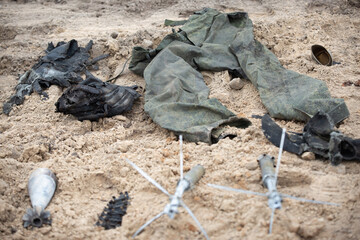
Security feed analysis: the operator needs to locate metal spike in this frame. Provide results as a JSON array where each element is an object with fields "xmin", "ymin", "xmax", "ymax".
[
  {"xmin": 265, "ymin": 128, "xmax": 285, "ymax": 234},
  {"xmin": 179, "ymin": 135, "xmax": 184, "ymax": 180},
  {"xmin": 124, "ymin": 158, "xmax": 170, "ymax": 197},
  {"xmin": 132, "ymin": 211, "xmax": 165, "ymax": 238},
  {"xmin": 181, "ymin": 200, "xmax": 210, "ymax": 240},
  {"xmin": 208, "ymin": 184, "xmax": 267, "ymax": 197},
  {"xmin": 125, "ymin": 149, "xmax": 207, "ymax": 238},
  {"xmin": 269, "ymin": 208, "xmax": 275, "ymax": 234},
  {"xmin": 280, "ymin": 193, "xmax": 340, "ymax": 206},
  {"xmin": 274, "ymin": 128, "xmax": 286, "ymax": 186}
]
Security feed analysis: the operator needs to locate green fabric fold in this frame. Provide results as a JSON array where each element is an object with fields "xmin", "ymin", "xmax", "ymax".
[
  {"xmin": 143, "ymin": 44, "xmax": 251, "ymax": 143},
  {"xmin": 129, "ymin": 8, "xmax": 349, "ymax": 143}
]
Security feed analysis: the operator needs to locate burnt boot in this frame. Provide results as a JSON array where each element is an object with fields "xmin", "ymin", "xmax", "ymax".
[{"xmin": 329, "ymin": 132, "xmax": 360, "ymax": 165}]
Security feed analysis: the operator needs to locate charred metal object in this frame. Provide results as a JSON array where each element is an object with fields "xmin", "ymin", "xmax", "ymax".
[
  {"xmin": 96, "ymin": 192, "xmax": 130, "ymax": 230},
  {"xmin": 3, "ymin": 39, "xmax": 108, "ymax": 115},
  {"xmin": 55, "ymin": 72, "xmax": 140, "ymax": 121},
  {"xmin": 261, "ymin": 112, "xmax": 360, "ymax": 165},
  {"xmin": 23, "ymin": 168, "xmax": 57, "ymax": 228}
]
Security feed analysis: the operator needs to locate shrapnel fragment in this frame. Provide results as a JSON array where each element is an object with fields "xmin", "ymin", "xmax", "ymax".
[{"xmin": 96, "ymin": 192, "xmax": 130, "ymax": 230}]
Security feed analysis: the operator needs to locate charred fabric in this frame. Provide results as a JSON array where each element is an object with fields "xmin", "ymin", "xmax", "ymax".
[
  {"xmin": 3, "ymin": 39, "xmax": 140, "ymax": 121},
  {"xmin": 55, "ymin": 72, "xmax": 140, "ymax": 121}
]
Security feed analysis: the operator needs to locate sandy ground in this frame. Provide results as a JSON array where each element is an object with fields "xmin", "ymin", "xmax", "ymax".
[{"xmin": 0, "ymin": 0, "xmax": 360, "ymax": 239}]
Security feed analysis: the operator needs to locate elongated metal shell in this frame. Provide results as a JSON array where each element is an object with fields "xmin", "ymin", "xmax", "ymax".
[
  {"xmin": 28, "ymin": 168, "xmax": 57, "ymax": 210},
  {"xmin": 258, "ymin": 154, "xmax": 282, "ymax": 209},
  {"xmin": 258, "ymin": 154, "xmax": 276, "ymax": 190},
  {"xmin": 184, "ymin": 164, "xmax": 205, "ymax": 190},
  {"xmin": 258, "ymin": 154, "xmax": 275, "ymax": 187}
]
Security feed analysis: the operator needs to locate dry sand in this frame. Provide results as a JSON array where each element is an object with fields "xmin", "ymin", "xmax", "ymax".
[{"xmin": 0, "ymin": 0, "xmax": 359, "ymax": 239}]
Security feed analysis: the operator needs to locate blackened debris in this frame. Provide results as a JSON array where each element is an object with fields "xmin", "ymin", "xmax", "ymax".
[
  {"xmin": 96, "ymin": 192, "xmax": 130, "ymax": 230},
  {"xmin": 262, "ymin": 112, "xmax": 360, "ymax": 165},
  {"xmin": 3, "ymin": 39, "xmax": 108, "ymax": 115},
  {"xmin": 342, "ymin": 80, "xmax": 360, "ymax": 87},
  {"xmin": 261, "ymin": 114, "xmax": 303, "ymax": 155},
  {"xmin": 342, "ymin": 81, "xmax": 353, "ymax": 86},
  {"xmin": 55, "ymin": 72, "xmax": 140, "ymax": 121},
  {"xmin": 329, "ymin": 132, "xmax": 360, "ymax": 165}
]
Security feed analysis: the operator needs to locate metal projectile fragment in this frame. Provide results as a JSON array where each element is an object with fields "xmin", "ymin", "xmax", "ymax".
[
  {"xmin": 165, "ymin": 164, "xmax": 205, "ymax": 219},
  {"xmin": 96, "ymin": 192, "xmax": 130, "ymax": 230},
  {"xmin": 23, "ymin": 168, "xmax": 57, "ymax": 228},
  {"xmin": 208, "ymin": 128, "xmax": 339, "ymax": 234},
  {"xmin": 126, "ymin": 135, "xmax": 209, "ymax": 239},
  {"xmin": 258, "ymin": 154, "xmax": 282, "ymax": 210}
]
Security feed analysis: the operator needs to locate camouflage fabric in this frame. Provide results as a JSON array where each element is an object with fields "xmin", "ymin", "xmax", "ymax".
[{"xmin": 129, "ymin": 8, "xmax": 349, "ymax": 143}]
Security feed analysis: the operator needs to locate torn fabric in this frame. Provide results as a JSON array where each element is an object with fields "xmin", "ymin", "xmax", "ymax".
[
  {"xmin": 3, "ymin": 40, "xmax": 107, "ymax": 115},
  {"xmin": 55, "ymin": 72, "xmax": 140, "ymax": 121},
  {"xmin": 129, "ymin": 8, "xmax": 349, "ymax": 143}
]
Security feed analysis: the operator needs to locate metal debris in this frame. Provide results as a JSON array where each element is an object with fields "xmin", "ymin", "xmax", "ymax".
[
  {"xmin": 23, "ymin": 168, "xmax": 57, "ymax": 228},
  {"xmin": 125, "ymin": 135, "xmax": 209, "ymax": 239},
  {"xmin": 208, "ymin": 128, "xmax": 339, "ymax": 234},
  {"xmin": 96, "ymin": 192, "xmax": 130, "ymax": 230}
]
